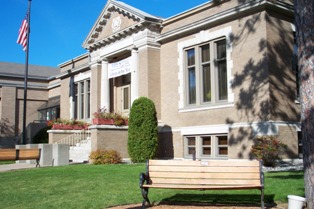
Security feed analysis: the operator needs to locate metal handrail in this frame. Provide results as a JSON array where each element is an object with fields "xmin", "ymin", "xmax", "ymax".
[{"xmin": 54, "ymin": 130, "xmax": 91, "ymax": 147}]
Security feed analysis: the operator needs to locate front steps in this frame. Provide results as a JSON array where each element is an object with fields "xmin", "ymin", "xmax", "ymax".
[{"xmin": 69, "ymin": 139, "xmax": 91, "ymax": 163}]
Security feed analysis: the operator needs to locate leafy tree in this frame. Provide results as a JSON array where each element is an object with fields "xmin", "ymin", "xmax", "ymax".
[
  {"xmin": 128, "ymin": 97, "xmax": 158, "ymax": 163},
  {"xmin": 294, "ymin": 0, "xmax": 314, "ymax": 207}
]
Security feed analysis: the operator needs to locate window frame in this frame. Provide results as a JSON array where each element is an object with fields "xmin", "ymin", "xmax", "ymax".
[
  {"xmin": 177, "ymin": 27, "xmax": 233, "ymax": 112},
  {"xmin": 75, "ymin": 79, "xmax": 91, "ymax": 120},
  {"xmin": 184, "ymin": 134, "xmax": 228, "ymax": 159},
  {"xmin": 184, "ymin": 37, "xmax": 228, "ymax": 107}
]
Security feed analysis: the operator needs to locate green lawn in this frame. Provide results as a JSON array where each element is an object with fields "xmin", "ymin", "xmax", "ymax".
[{"xmin": 0, "ymin": 164, "xmax": 304, "ymax": 209}]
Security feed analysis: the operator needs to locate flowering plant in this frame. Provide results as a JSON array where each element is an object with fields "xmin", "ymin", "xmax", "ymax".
[
  {"xmin": 93, "ymin": 107, "xmax": 114, "ymax": 119},
  {"xmin": 47, "ymin": 119, "xmax": 90, "ymax": 130},
  {"xmin": 93, "ymin": 107, "xmax": 128, "ymax": 126}
]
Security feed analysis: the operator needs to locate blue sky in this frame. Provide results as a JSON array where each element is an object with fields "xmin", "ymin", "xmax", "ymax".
[{"xmin": 1, "ymin": 0, "xmax": 209, "ymax": 67}]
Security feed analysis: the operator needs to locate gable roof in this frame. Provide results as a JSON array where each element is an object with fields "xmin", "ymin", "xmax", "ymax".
[{"xmin": 82, "ymin": 0, "xmax": 162, "ymax": 51}]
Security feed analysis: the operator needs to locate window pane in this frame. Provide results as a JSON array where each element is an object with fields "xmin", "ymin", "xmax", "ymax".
[
  {"xmin": 123, "ymin": 87, "xmax": 129, "ymax": 110},
  {"xmin": 187, "ymin": 49, "xmax": 195, "ymax": 66},
  {"xmin": 80, "ymin": 83, "xmax": 84, "ymax": 119},
  {"xmin": 218, "ymin": 61, "xmax": 227, "ymax": 100},
  {"xmin": 217, "ymin": 40, "xmax": 226, "ymax": 59},
  {"xmin": 201, "ymin": 44, "xmax": 210, "ymax": 62},
  {"xmin": 202, "ymin": 137, "xmax": 211, "ymax": 145},
  {"xmin": 188, "ymin": 147, "xmax": 196, "ymax": 155},
  {"xmin": 87, "ymin": 80, "xmax": 91, "ymax": 118},
  {"xmin": 218, "ymin": 136, "xmax": 228, "ymax": 145},
  {"xmin": 219, "ymin": 147, "xmax": 228, "ymax": 155},
  {"xmin": 217, "ymin": 135, "xmax": 228, "ymax": 156},
  {"xmin": 187, "ymin": 137, "xmax": 196, "ymax": 156},
  {"xmin": 203, "ymin": 147, "xmax": 211, "ymax": 155},
  {"xmin": 202, "ymin": 64, "xmax": 211, "ymax": 102},
  {"xmin": 187, "ymin": 137, "xmax": 196, "ymax": 145},
  {"xmin": 188, "ymin": 67, "xmax": 196, "ymax": 104},
  {"xmin": 216, "ymin": 40, "xmax": 227, "ymax": 101},
  {"xmin": 74, "ymin": 84, "xmax": 78, "ymax": 119}
]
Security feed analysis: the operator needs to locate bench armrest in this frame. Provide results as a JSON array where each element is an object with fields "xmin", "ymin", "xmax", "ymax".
[{"xmin": 139, "ymin": 172, "xmax": 149, "ymax": 188}]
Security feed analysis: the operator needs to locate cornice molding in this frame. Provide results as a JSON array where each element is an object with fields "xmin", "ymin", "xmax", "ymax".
[
  {"xmin": 56, "ymin": 63, "xmax": 90, "ymax": 79},
  {"xmin": 156, "ymin": 0, "xmax": 294, "ymax": 43}
]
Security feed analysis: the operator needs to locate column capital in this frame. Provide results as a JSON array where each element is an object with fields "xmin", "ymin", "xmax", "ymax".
[{"xmin": 101, "ymin": 57, "xmax": 109, "ymax": 62}]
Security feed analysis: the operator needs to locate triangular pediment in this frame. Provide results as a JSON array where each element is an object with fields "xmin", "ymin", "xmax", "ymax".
[{"xmin": 83, "ymin": 0, "xmax": 162, "ymax": 51}]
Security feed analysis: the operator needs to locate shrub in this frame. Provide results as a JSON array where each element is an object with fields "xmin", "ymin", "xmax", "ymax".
[
  {"xmin": 250, "ymin": 136, "xmax": 287, "ymax": 167},
  {"xmin": 128, "ymin": 97, "xmax": 158, "ymax": 163},
  {"xmin": 89, "ymin": 150, "xmax": 121, "ymax": 165}
]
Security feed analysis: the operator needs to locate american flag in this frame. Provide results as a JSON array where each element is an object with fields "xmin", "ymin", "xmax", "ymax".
[{"xmin": 17, "ymin": 13, "xmax": 28, "ymax": 51}]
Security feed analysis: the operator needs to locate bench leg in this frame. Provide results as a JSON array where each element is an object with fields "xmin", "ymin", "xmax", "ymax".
[
  {"xmin": 261, "ymin": 188, "xmax": 265, "ymax": 209},
  {"xmin": 141, "ymin": 187, "xmax": 150, "ymax": 209},
  {"xmin": 36, "ymin": 160, "xmax": 40, "ymax": 168}
]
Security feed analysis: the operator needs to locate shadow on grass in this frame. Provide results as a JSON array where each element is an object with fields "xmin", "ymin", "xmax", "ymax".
[
  {"xmin": 266, "ymin": 172, "xmax": 303, "ymax": 180},
  {"xmin": 158, "ymin": 193, "xmax": 275, "ymax": 207}
]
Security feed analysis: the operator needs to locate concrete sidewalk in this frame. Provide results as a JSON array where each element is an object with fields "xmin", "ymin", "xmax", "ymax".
[{"xmin": 0, "ymin": 163, "xmax": 40, "ymax": 172}]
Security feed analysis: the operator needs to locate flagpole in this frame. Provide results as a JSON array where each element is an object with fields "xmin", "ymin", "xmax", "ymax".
[{"xmin": 22, "ymin": 0, "xmax": 32, "ymax": 144}]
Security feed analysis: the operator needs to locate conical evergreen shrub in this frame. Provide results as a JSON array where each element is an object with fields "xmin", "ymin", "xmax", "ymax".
[{"xmin": 128, "ymin": 97, "xmax": 158, "ymax": 163}]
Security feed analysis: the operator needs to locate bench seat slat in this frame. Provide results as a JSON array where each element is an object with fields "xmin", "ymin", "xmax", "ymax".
[
  {"xmin": 142, "ymin": 184, "xmax": 262, "ymax": 190},
  {"xmin": 149, "ymin": 177, "xmax": 261, "ymax": 186},
  {"xmin": 149, "ymin": 171, "xmax": 260, "ymax": 179}
]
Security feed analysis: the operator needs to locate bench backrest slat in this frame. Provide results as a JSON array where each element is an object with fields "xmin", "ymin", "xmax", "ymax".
[
  {"xmin": 17, "ymin": 149, "xmax": 41, "ymax": 160},
  {"xmin": 149, "ymin": 171, "xmax": 261, "ymax": 179},
  {"xmin": 149, "ymin": 159, "xmax": 260, "ymax": 167},
  {"xmin": 149, "ymin": 166, "xmax": 259, "ymax": 173},
  {"xmin": 0, "ymin": 149, "xmax": 41, "ymax": 161},
  {"xmin": 0, "ymin": 149, "xmax": 16, "ymax": 160}
]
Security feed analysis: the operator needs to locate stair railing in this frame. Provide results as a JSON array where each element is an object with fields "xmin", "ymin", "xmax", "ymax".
[{"xmin": 54, "ymin": 130, "xmax": 91, "ymax": 147}]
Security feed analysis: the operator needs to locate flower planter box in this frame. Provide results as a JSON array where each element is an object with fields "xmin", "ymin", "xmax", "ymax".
[
  {"xmin": 92, "ymin": 118, "xmax": 115, "ymax": 125},
  {"xmin": 52, "ymin": 124, "xmax": 88, "ymax": 130},
  {"xmin": 52, "ymin": 124, "xmax": 73, "ymax": 130}
]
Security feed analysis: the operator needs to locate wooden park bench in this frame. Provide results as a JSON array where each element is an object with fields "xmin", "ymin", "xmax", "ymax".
[
  {"xmin": 139, "ymin": 159, "xmax": 264, "ymax": 209},
  {"xmin": 0, "ymin": 148, "xmax": 41, "ymax": 167}
]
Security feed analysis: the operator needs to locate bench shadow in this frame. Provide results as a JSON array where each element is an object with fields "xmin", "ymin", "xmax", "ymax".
[{"xmin": 158, "ymin": 193, "xmax": 275, "ymax": 208}]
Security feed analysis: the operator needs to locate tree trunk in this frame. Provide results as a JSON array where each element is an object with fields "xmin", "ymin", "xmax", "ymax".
[{"xmin": 294, "ymin": 0, "xmax": 314, "ymax": 208}]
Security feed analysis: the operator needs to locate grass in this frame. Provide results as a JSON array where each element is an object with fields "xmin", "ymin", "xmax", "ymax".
[
  {"xmin": 0, "ymin": 163, "xmax": 304, "ymax": 209},
  {"xmin": 0, "ymin": 161, "xmax": 15, "ymax": 165}
]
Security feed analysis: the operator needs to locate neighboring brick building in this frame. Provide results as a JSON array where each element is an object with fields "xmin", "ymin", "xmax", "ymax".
[
  {"xmin": 0, "ymin": 62, "xmax": 59, "ymax": 147},
  {"xmin": 13, "ymin": 0, "xmax": 300, "ymax": 160}
]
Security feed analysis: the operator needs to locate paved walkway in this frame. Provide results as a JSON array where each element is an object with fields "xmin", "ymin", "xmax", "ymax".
[{"xmin": 0, "ymin": 163, "xmax": 40, "ymax": 172}]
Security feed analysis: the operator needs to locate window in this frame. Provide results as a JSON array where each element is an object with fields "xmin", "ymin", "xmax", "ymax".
[
  {"xmin": 75, "ymin": 79, "xmax": 90, "ymax": 120},
  {"xmin": 122, "ymin": 85, "xmax": 130, "ymax": 112},
  {"xmin": 185, "ymin": 38, "xmax": 227, "ymax": 106},
  {"xmin": 184, "ymin": 134, "xmax": 228, "ymax": 159}
]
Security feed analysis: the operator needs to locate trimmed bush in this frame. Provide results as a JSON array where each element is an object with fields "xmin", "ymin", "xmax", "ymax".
[
  {"xmin": 128, "ymin": 97, "xmax": 158, "ymax": 163},
  {"xmin": 250, "ymin": 135, "xmax": 287, "ymax": 167},
  {"xmin": 89, "ymin": 150, "xmax": 122, "ymax": 165}
]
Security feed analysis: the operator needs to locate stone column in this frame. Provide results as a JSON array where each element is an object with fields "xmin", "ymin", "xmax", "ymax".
[
  {"xmin": 101, "ymin": 59, "xmax": 110, "ymax": 110},
  {"xmin": 90, "ymin": 60, "xmax": 102, "ymax": 116},
  {"xmin": 131, "ymin": 48, "xmax": 139, "ymax": 104}
]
